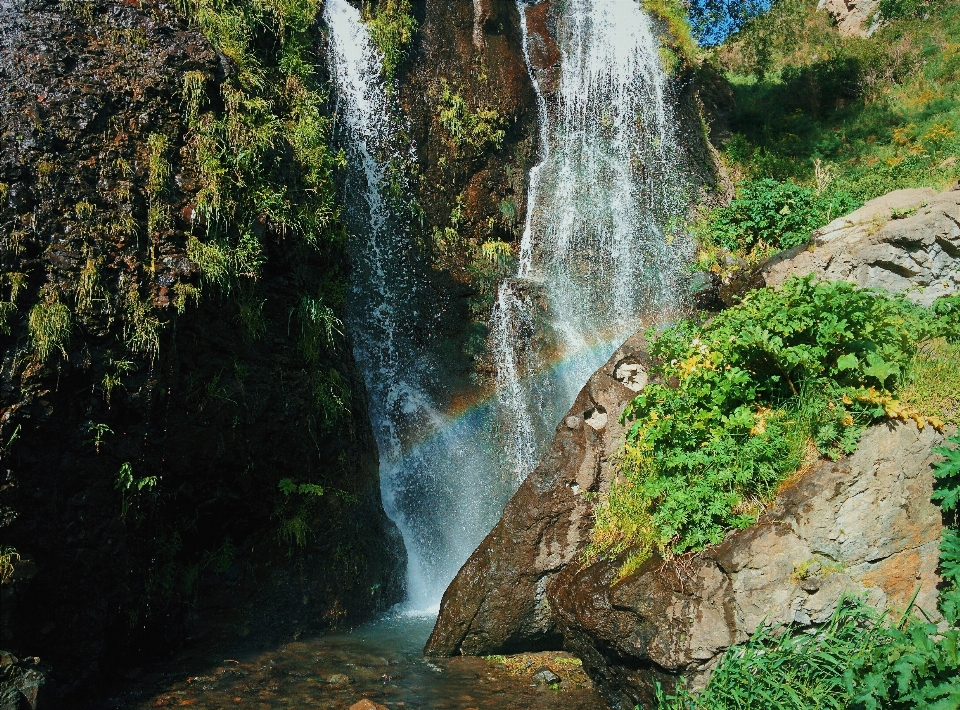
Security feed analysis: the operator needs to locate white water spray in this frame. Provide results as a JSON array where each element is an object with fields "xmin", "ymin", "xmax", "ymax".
[
  {"xmin": 493, "ymin": 0, "xmax": 691, "ymax": 480},
  {"xmin": 326, "ymin": 0, "xmax": 514, "ymax": 611}
]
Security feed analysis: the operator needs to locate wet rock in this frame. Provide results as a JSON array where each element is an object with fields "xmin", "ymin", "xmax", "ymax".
[
  {"xmin": 425, "ymin": 331, "xmax": 656, "ymax": 656},
  {"xmin": 532, "ymin": 668, "xmax": 561, "ymax": 685},
  {"xmin": 0, "ymin": 653, "xmax": 50, "ymax": 710},
  {"xmin": 327, "ymin": 673, "xmax": 354, "ymax": 685},
  {"xmin": 759, "ymin": 185, "xmax": 960, "ymax": 305},
  {"xmin": 348, "ymin": 700, "xmax": 388, "ymax": 710}
]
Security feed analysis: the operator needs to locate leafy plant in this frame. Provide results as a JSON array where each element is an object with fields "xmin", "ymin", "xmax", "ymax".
[
  {"xmin": 115, "ymin": 461, "xmax": 158, "ymax": 518},
  {"xmin": 364, "ymin": 0, "xmax": 417, "ymax": 82},
  {"xmin": 699, "ymin": 178, "xmax": 861, "ymax": 253},
  {"xmin": 591, "ymin": 277, "xmax": 951, "ymax": 569},
  {"xmin": 29, "ymin": 285, "xmax": 72, "ymax": 362}
]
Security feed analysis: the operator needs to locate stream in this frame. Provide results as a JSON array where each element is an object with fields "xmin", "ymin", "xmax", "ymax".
[{"xmin": 109, "ymin": 613, "xmax": 608, "ymax": 709}]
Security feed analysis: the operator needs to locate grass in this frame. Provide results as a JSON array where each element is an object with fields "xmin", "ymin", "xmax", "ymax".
[
  {"xmin": 899, "ymin": 338, "xmax": 960, "ymax": 426},
  {"xmin": 693, "ymin": 0, "xmax": 960, "ymax": 264},
  {"xmin": 28, "ymin": 286, "xmax": 72, "ymax": 362}
]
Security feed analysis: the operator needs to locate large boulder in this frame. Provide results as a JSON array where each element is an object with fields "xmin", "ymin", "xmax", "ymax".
[
  {"xmin": 550, "ymin": 421, "xmax": 946, "ymax": 709},
  {"xmin": 817, "ymin": 0, "xmax": 880, "ymax": 37},
  {"xmin": 424, "ymin": 331, "xmax": 655, "ymax": 656},
  {"xmin": 761, "ymin": 185, "xmax": 960, "ymax": 305}
]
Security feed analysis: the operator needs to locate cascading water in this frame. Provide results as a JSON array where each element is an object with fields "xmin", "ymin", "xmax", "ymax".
[
  {"xmin": 325, "ymin": 0, "xmax": 512, "ymax": 611},
  {"xmin": 493, "ymin": 0, "xmax": 692, "ymax": 480},
  {"xmin": 326, "ymin": 0, "xmax": 689, "ymax": 610}
]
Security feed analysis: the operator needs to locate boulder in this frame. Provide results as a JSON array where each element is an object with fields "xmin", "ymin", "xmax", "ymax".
[
  {"xmin": 428, "ymin": 323, "xmax": 947, "ymax": 709},
  {"xmin": 0, "ymin": 653, "xmax": 50, "ymax": 710},
  {"xmin": 817, "ymin": 0, "xmax": 880, "ymax": 37},
  {"xmin": 550, "ymin": 421, "xmax": 946, "ymax": 709},
  {"xmin": 424, "ymin": 331, "xmax": 656, "ymax": 656},
  {"xmin": 760, "ymin": 185, "xmax": 960, "ymax": 305}
]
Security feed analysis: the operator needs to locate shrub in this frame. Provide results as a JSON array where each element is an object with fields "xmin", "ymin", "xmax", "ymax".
[
  {"xmin": 365, "ymin": 0, "xmax": 417, "ymax": 82},
  {"xmin": 701, "ymin": 178, "xmax": 861, "ymax": 252},
  {"xmin": 591, "ymin": 277, "xmax": 952, "ymax": 567}
]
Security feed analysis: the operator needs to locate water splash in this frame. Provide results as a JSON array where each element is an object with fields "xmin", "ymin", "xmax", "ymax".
[
  {"xmin": 493, "ymin": 0, "xmax": 691, "ymax": 480},
  {"xmin": 325, "ymin": 0, "xmax": 512, "ymax": 611}
]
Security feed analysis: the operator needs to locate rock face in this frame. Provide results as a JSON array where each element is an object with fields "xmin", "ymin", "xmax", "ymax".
[
  {"xmin": 1, "ymin": 0, "xmax": 404, "ymax": 702},
  {"xmin": 428, "ymin": 341, "xmax": 948, "ymax": 708},
  {"xmin": 424, "ymin": 331, "xmax": 656, "ymax": 656},
  {"xmin": 817, "ymin": 0, "xmax": 880, "ymax": 37},
  {"xmin": 761, "ymin": 185, "xmax": 960, "ymax": 305},
  {"xmin": 551, "ymin": 421, "xmax": 945, "ymax": 709}
]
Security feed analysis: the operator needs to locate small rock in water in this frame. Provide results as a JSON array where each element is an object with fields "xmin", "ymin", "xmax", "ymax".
[
  {"xmin": 327, "ymin": 673, "xmax": 354, "ymax": 684},
  {"xmin": 532, "ymin": 667, "xmax": 561, "ymax": 685},
  {"xmin": 348, "ymin": 700, "xmax": 388, "ymax": 710}
]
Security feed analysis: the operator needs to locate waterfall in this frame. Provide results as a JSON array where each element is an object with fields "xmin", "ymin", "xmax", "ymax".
[
  {"xmin": 493, "ymin": 0, "xmax": 691, "ymax": 480},
  {"xmin": 325, "ymin": 0, "xmax": 512, "ymax": 611},
  {"xmin": 326, "ymin": 0, "xmax": 689, "ymax": 609}
]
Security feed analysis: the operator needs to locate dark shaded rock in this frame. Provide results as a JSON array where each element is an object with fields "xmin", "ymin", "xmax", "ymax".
[
  {"xmin": 424, "ymin": 331, "xmax": 656, "ymax": 656},
  {"xmin": 0, "ymin": 0, "xmax": 404, "ymax": 703},
  {"xmin": 532, "ymin": 667, "xmax": 561, "ymax": 685},
  {"xmin": 0, "ymin": 653, "xmax": 50, "ymax": 710}
]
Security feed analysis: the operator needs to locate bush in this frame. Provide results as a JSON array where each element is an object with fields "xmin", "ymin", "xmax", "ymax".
[
  {"xmin": 365, "ymin": 0, "xmax": 417, "ymax": 82},
  {"xmin": 702, "ymin": 178, "xmax": 861, "ymax": 252},
  {"xmin": 591, "ymin": 277, "xmax": 953, "ymax": 567}
]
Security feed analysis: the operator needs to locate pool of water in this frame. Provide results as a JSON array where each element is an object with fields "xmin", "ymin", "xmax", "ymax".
[{"xmin": 110, "ymin": 611, "xmax": 609, "ymax": 709}]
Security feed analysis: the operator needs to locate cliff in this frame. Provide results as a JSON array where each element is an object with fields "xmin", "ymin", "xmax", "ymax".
[{"xmin": 0, "ymin": 0, "xmax": 403, "ymax": 702}]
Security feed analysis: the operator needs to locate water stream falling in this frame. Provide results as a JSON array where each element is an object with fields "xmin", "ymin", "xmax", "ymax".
[
  {"xmin": 493, "ymin": 0, "xmax": 691, "ymax": 480},
  {"xmin": 325, "ymin": 0, "xmax": 511, "ymax": 611},
  {"xmin": 326, "ymin": 0, "xmax": 690, "ymax": 610}
]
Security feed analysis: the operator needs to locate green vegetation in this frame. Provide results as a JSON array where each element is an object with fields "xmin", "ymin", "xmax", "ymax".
[
  {"xmin": 642, "ymin": 0, "xmax": 699, "ymax": 71},
  {"xmin": 591, "ymin": 277, "xmax": 956, "ymax": 570},
  {"xmin": 115, "ymin": 461, "xmax": 158, "ymax": 519},
  {"xmin": 179, "ymin": 0, "xmax": 344, "ymax": 291},
  {"xmin": 437, "ymin": 80, "xmax": 506, "ymax": 154},
  {"xmin": 656, "ymin": 430, "xmax": 960, "ymax": 709},
  {"xmin": 694, "ymin": 177, "xmax": 861, "ymax": 259},
  {"xmin": 364, "ymin": 0, "xmax": 418, "ymax": 82},
  {"xmin": 0, "ymin": 546, "xmax": 20, "ymax": 586},
  {"xmin": 695, "ymin": 0, "xmax": 960, "ymax": 266},
  {"xmin": 276, "ymin": 477, "xmax": 326, "ymax": 550},
  {"xmin": 28, "ymin": 285, "xmax": 72, "ymax": 362}
]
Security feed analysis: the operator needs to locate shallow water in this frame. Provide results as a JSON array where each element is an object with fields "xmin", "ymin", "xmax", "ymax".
[{"xmin": 112, "ymin": 612, "xmax": 609, "ymax": 709}]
